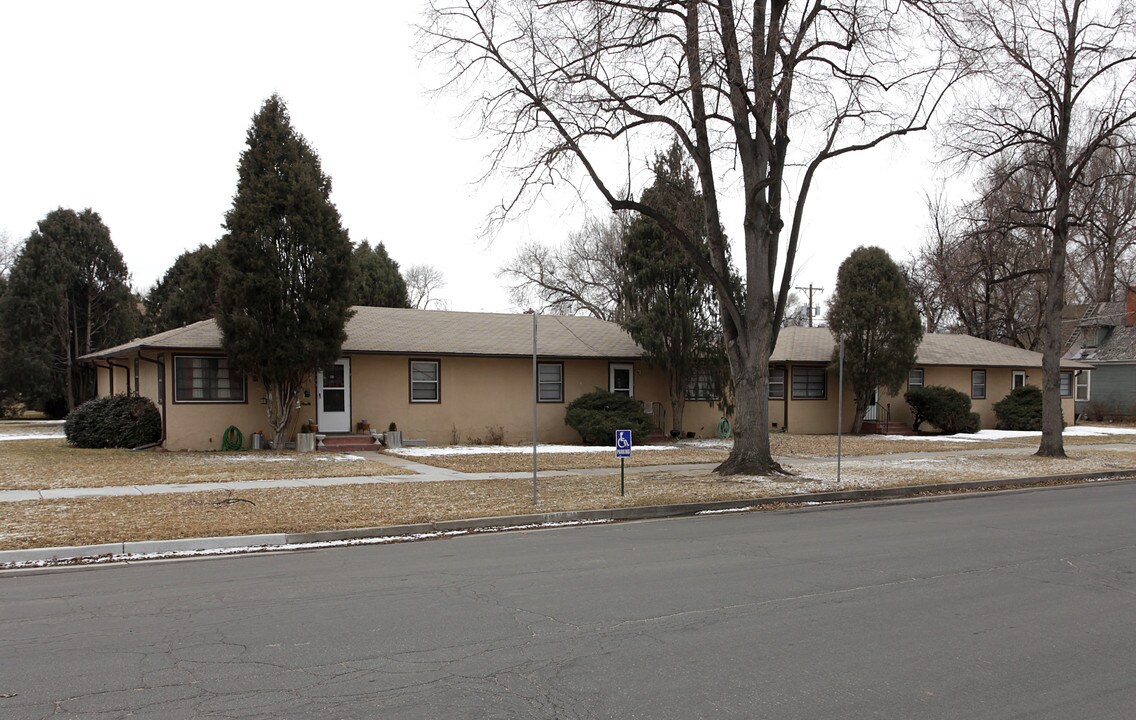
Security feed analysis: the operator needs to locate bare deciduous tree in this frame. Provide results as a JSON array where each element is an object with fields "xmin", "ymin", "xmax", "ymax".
[
  {"xmin": 498, "ymin": 214, "xmax": 627, "ymax": 321},
  {"xmin": 423, "ymin": 0, "xmax": 956, "ymax": 474},
  {"xmin": 404, "ymin": 264, "xmax": 447, "ymax": 310},
  {"xmin": 0, "ymin": 229, "xmax": 20, "ymax": 279},
  {"xmin": 1068, "ymin": 143, "xmax": 1136, "ymax": 302},
  {"xmin": 942, "ymin": 0, "xmax": 1136, "ymax": 457}
]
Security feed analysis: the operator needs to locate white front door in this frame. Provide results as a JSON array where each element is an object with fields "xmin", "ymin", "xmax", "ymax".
[
  {"xmin": 864, "ymin": 386, "xmax": 880, "ymax": 421},
  {"xmin": 317, "ymin": 359, "xmax": 351, "ymax": 433},
  {"xmin": 610, "ymin": 363, "xmax": 634, "ymax": 396}
]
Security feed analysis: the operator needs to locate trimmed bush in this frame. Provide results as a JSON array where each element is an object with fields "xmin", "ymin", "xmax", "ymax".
[
  {"xmin": 993, "ymin": 385, "xmax": 1049, "ymax": 431},
  {"xmin": 64, "ymin": 394, "xmax": 162, "ymax": 449},
  {"xmin": 565, "ymin": 390, "xmax": 653, "ymax": 445},
  {"xmin": 904, "ymin": 385, "xmax": 980, "ymax": 434}
]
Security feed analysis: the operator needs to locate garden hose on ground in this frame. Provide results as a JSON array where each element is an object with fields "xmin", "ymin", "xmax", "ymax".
[
  {"xmin": 717, "ymin": 417, "xmax": 732, "ymax": 439},
  {"xmin": 221, "ymin": 425, "xmax": 243, "ymax": 451}
]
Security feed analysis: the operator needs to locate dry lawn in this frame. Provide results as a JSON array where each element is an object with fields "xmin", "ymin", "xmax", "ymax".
[
  {"xmin": 2, "ymin": 427, "xmax": 1133, "ymax": 553},
  {"xmin": 2, "ymin": 444, "xmax": 1135, "ymax": 551},
  {"xmin": 0, "ymin": 440, "xmax": 407, "ymax": 491}
]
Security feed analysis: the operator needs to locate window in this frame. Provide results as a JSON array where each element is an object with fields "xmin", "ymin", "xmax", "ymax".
[
  {"xmin": 538, "ymin": 363, "xmax": 563, "ymax": 403},
  {"xmin": 1075, "ymin": 371, "xmax": 1090, "ymax": 401},
  {"xmin": 768, "ymin": 367, "xmax": 785, "ymax": 400},
  {"xmin": 686, "ymin": 369, "xmax": 721, "ymax": 401},
  {"xmin": 1012, "ymin": 370, "xmax": 1026, "ymax": 389},
  {"xmin": 908, "ymin": 368, "xmax": 924, "ymax": 390},
  {"xmin": 410, "ymin": 360, "xmax": 440, "ymax": 402},
  {"xmin": 1060, "ymin": 371, "xmax": 1073, "ymax": 398},
  {"xmin": 610, "ymin": 363, "xmax": 634, "ymax": 396},
  {"xmin": 173, "ymin": 356, "xmax": 245, "ymax": 403},
  {"xmin": 971, "ymin": 369, "xmax": 987, "ymax": 399},
  {"xmin": 791, "ymin": 366, "xmax": 826, "ymax": 400}
]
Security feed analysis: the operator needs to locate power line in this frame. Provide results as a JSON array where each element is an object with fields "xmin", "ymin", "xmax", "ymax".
[{"xmin": 794, "ymin": 284, "xmax": 824, "ymax": 327}]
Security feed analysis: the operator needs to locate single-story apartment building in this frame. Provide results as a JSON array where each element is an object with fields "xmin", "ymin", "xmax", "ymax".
[
  {"xmin": 82, "ymin": 307, "xmax": 725, "ymax": 450},
  {"xmin": 81, "ymin": 308, "xmax": 1089, "ymax": 450}
]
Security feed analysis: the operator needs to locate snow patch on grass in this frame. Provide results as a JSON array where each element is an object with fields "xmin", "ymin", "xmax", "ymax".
[
  {"xmin": 880, "ymin": 426, "xmax": 1136, "ymax": 442},
  {"xmin": 0, "ymin": 434, "xmax": 66, "ymax": 442},
  {"xmin": 393, "ymin": 443, "xmax": 680, "ymax": 457}
]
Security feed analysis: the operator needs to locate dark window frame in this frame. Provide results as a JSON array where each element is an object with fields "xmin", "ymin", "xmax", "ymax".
[
  {"xmin": 768, "ymin": 367, "xmax": 786, "ymax": 400},
  {"xmin": 537, "ymin": 362, "xmax": 564, "ymax": 403},
  {"xmin": 409, "ymin": 359, "xmax": 441, "ymax": 403},
  {"xmin": 791, "ymin": 366, "xmax": 827, "ymax": 400},
  {"xmin": 172, "ymin": 355, "xmax": 247, "ymax": 404},
  {"xmin": 971, "ymin": 369, "xmax": 987, "ymax": 399},
  {"xmin": 1059, "ymin": 371, "xmax": 1073, "ymax": 398}
]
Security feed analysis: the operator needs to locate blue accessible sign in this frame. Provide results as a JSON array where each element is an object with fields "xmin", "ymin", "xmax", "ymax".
[{"xmin": 615, "ymin": 429, "xmax": 632, "ymax": 458}]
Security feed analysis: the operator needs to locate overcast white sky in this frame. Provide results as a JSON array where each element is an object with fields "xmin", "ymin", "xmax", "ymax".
[{"xmin": 1, "ymin": 1, "xmax": 951, "ymax": 317}]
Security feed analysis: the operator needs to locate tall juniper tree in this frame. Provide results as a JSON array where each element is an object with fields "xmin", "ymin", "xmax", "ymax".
[
  {"xmin": 351, "ymin": 240, "xmax": 410, "ymax": 308},
  {"xmin": 827, "ymin": 246, "xmax": 923, "ymax": 434},
  {"xmin": 618, "ymin": 143, "xmax": 727, "ymax": 437},
  {"xmin": 0, "ymin": 208, "xmax": 139, "ymax": 415},
  {"xmin": 145, "ymin": 243, "xmax": 224, "ymax": 333},
  {"xmin": 217, "ymin": 95, "xmax": 355, "ymax": 449}
]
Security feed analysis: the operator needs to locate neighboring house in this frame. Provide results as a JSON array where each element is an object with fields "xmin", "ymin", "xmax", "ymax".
[
  {"xmin": 81, "ymin": 309, "xmax": 1090, "ymax": 450},
  {"xmin": 81, "ymin": 307, "xmax": 725, "ymax": 450},
  {"xmin": 769, "ymin": 326, "xmax": 1089, "ymax": 434},
  {"xmin": 1064, "ymin": 287, "xmax": 1136, "ymax": 420}
]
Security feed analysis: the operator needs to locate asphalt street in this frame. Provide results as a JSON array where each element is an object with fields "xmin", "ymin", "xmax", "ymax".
[{"xmin": 2, "ymin": 482, "xmax": 1134, "ymax": 719}]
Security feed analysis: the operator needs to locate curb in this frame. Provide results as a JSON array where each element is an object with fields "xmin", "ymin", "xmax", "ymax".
[{"xmin": 3, "ymin": 469, "xmax": 1135, "ymax": 568}]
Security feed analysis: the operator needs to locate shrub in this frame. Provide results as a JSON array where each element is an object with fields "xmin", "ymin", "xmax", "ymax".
[
  {"xmin": 565, "ymin": 390, "xmax": 652, "ymax": 445},
  {"xmin": 993, "ymin": 385, "xmax": 1049, "ymax": 431},
  {"xmin": 904, "ymin": 385, "xmax": 980, "ymax": 434},
  {"xmin": 64, "ymin": 394, "xmax": 162, "ymax": 449}
]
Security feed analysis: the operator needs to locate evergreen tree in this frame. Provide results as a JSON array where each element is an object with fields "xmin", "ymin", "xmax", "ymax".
[
  {"xmin": 618, "ymin": 143, "xmax": 727, "ymax": 436},
  {"xmin": 0, "ymin": 208, "xmax": 139, "ymax": 414},
  {"xmin": 351, "ymin": 240, "xmax": 410, "ymax": 307},
  {"xmin": 827, "ymin": 246, "xmax": 923, "ymax": 433},
  {"xmin": 217, "ymin": 95, "xmax": 355, "ymax": 448},
  {"xmin": 145, "ymin": 243, "xmax": 224, "ymax": 332}
]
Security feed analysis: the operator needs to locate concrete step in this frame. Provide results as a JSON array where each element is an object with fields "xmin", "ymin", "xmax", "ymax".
[{"xmin": 319, "ymin": 434, "xmax": 380, "ymax": 452}]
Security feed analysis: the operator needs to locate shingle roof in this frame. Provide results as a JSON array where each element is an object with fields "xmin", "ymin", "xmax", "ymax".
[
  {"xmin": 81, "ymin": 307, "xmax": 643, "ymax": 361},
  {"xmin": 83, "ymin": 310, "xmax": 1091, "ymax": 369},
  {"xmin": 771, "ymin": 326, "xmax": 1091, "ymax": 369},
  {"xmin": 1069, "ymin": 324, "xmax": 1136, "ymax": 364}
]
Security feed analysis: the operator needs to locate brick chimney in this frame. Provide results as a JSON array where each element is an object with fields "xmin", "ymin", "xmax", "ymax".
[{"xmin": 1128, "ymin": 286, "xmax": 1136, "ymax": 327}]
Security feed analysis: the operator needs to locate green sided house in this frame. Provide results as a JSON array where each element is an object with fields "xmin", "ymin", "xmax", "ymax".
[
  {"xmin": 81, "ymin": 307, "xmax": 726, "ymax": 451},
  {"xmin": 81, "ymin": 308, "xmax": 1090, "ymax": 450},
  {"xmin": 1063, "ymin": 287, "xmax": 1136, "ymax": 420},
  {"xmin": 770, "ymin": 326, "xmax": 1091, "ymax": 433}
]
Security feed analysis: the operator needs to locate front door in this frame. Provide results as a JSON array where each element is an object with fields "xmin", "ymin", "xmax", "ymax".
[
  {"xmin": 864, "ymin": 386, "xmax": 880, "ymax": 422},
  {"xmin": 317, "ymin": 359, "xmax": 351, "ymax": 433},
  {"xmin": 610, "ymin": 363, "xmax": 634, "ymax": 396}
]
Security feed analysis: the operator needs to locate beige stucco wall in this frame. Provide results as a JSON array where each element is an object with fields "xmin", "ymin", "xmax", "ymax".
[
  {"xmin": 773, "ymin": 363, "xmax": 1078, "ymax": 434},
  {"xmin": 349, "ymin": 354, "xmax": 680, "ymax": 446},
  {"xmin": 91, "ymin": 350, "xmax": 1078, "ymax": 450}
]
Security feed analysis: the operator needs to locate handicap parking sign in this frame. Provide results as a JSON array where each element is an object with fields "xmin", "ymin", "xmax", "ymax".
[{"xmin": 615, "ymin": 429, "xmax": 632, "ymax": 458}]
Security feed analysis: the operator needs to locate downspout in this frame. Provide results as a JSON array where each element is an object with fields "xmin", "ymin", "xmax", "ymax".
[
  {"xmin": 782, "ymin": 364, "xmax": 790, "ymax": 432},
  {"xmin": 102, "ymin": 361, "xmax": 116, "ymax": 395},
  {"xmin": 136, "ymin": 351, "xmax": 167, "ymax": 446},
  {"xmin": 108, "ymin": 359, "xmax": 132, "ymax": 395}
]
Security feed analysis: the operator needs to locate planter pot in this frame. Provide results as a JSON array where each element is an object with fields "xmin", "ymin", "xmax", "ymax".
[{"xmin": 296, "ymin": 433, "xmax": 316, "ymax": 453}]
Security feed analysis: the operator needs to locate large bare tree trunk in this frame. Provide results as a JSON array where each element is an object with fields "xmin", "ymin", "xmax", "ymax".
[{"xmin": 1037, "ymin": 193, "xmax": 1070, "ymax": 458}]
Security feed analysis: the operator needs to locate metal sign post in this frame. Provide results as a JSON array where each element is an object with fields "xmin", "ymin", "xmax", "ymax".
[{"xmin": 616, "ymin": 429, "xmax": 632, "ymax": 496}]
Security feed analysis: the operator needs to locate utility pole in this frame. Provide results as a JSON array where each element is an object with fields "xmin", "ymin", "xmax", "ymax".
[{"xmin": 794, "ymin": 283, "xmax": 824, "ymax": 327}]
